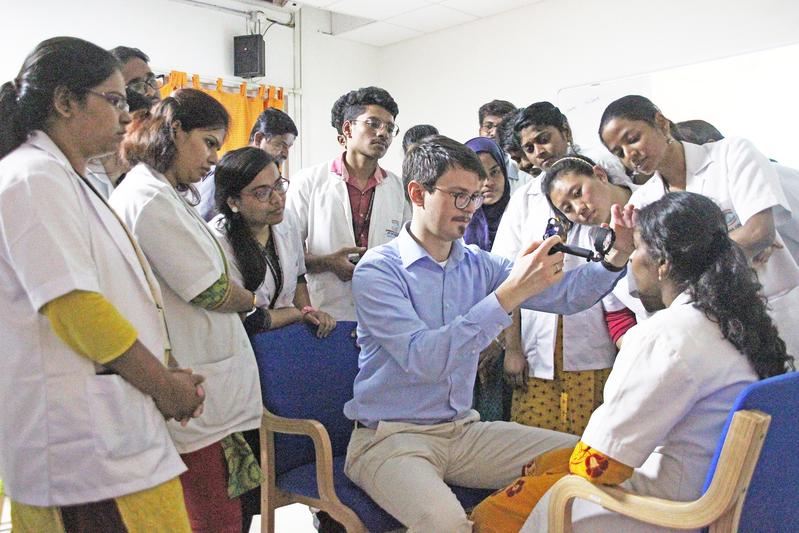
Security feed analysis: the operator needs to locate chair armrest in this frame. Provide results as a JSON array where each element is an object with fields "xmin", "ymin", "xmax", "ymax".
[
  {"xmin": 547, "ymin": 410, "xmax": 771, "ymax": 533},
  {"xmin": 262, "ymin": 408, "xmax": 341, "ymax": 503}
]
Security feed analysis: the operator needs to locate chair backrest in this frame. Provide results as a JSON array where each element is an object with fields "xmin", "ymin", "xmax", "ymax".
[
  {"xmin": 701, "ymin": 371, "xmax": 799, "ymax": 532},
  {"xmin": 251, "ymin": 321, "xmax": 360, "ymax": 475}
]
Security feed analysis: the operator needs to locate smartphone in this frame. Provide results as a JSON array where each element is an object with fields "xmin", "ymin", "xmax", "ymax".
[{"xmin": 347, "ymin": 252, "xmax": 361, "ymax": 265}]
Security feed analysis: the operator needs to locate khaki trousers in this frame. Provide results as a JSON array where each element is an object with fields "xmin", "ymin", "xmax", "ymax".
[{"xmin": 344, "ymin": 411, "xmax": 579, "ymax": 532}]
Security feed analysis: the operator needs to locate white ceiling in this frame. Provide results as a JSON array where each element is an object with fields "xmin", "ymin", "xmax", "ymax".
[{"xmin": 293, "ymin": 0, "xmax": 544, "ymax": 46}]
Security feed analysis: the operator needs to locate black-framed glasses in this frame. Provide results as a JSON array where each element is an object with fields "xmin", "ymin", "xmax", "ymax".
[
  {"xmin": 86, "ymin": 90, "xmax": 129, "ymax": 113},
  {"xmin": 351, "ymin": 118, "xmax": 400, "ymax": 137},
  {"xmin": 432, "ymin": 187, "xmax": 484, "ymax": 210},
  {"xmin": 241, "ymin": 178, "xmax": 289, "ymax": 202},
  {"xmin": 128, "ymin": 74, "xmax": 164, "ymax": 96}
]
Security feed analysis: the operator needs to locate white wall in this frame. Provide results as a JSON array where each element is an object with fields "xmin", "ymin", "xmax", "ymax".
[
  {"xmin": 295, "ymin": 6, "xmax": 380, "ymax": 168},
  {"xmin": 376, "ymin": 0, "xmax": 799, "ymax": 172},
  {"xmin": 0, "ymin": 0, "xmax": 295, "ymax": 85}
]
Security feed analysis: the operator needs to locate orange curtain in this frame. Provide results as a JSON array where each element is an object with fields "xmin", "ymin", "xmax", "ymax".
[{"xmin": 159, "ymin": 71, "xmax": 286, "ymax": 156}]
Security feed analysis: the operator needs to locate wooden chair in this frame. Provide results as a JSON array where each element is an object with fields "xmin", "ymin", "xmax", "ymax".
[
  {"xmin": 251, "ymin": 322, "xmax": 493, "ymax": 532},
  {"xmin": 547, "ymin": 371, "xmax": 799, "ymax": 533}
]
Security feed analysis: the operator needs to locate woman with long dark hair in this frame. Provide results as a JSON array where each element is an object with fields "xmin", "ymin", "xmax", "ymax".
[
  {"xmin": 0, "ymin": 37, "xmax": 203, "ymax": 532},
  {"xmin": 474, "ymin": 192, "xmax": 792, "ymax": 533},
  {"xmin": 210, "ymin": 146, "xmax": 335, "ymax": 337},
  {"xmin": 110, "ymin": 89, "xmax": 263, "ymax": 533},
  {"xmin": 599, "ymin": 94, "xmax": 799, "ymax": 358}
]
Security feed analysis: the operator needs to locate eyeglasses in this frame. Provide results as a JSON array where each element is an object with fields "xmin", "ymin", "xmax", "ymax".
[
  {"xmin": 351, "ymin": 118, "xmax": 400, "ymax": 137},
  {"xmin": 432, "ymin": 187, "xmax": 484, "ymax": 210},
  {"xmin": 128, "ymin": 74, "xmax": 163, "ymax": 96},
  {"xmin": 241, "ymin": 177, "xmax": 289, "ymax": 202},
  {"xmin": 86, "ymin": 90, "xmax": 129, "ymax": 113}
]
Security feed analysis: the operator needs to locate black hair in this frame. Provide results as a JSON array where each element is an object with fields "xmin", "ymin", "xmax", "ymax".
[
  {"xmin": 122, "ymin": 88, "xmax": 229, "ymax": 174},
  {"xmin": 125, "ymin": 87, "xmax": 153, "ymax": 114},
  {"xmin": 541, "ymin": 153, "xmax": 597, "ymax": 197},
  {"xmin": 637, "ymin": 191, "xmax": 793, "ymax": 379},
  {"xmin": 122, "ymin": 88, "xmax": 229, "ymax": 204},
  {"xmin": 337, "ymin": 86, "xmax": 399, "ymax": 123},
  {"xmin": 676, "ymin": 119, "xmax": 724, "ymax": 145},
  {"xmin": 478, "ymin": 99, "xmax": 516, "ymax": 126},
  {"xmin": 512, "ymin": 101, "xmax": 570, "ymax": 144},
  {"xmin": 109, "ymin": 46, "xmax": 150, "ymax": 65},
  {"xmin": 330, "ymin": 93, "xmax": 348, "ymax": 134},
  {"xmin": 498, "ymin": 108, "xmax": 523, "ymax": 152},
  {"xmin": 598, "ymin": 95, "xmax": 683, "ymax": 145},
  {"xmin": 403, "ymin": 135, "xmax": 486, "ymax": 202},
  {"xmin": 0, "ymin": 36, "xmax": 120, "ymax": 160},
  {"xmin": 214, "ymin": 146, "xmax": 278, "ymax": 292},
  {"xmin": 248, "ymin": 107, "xmax": 298, "ymax": 143},
  {"xmin": 402, "ymin": 124, "xmax": 439, "ymax": 154}
]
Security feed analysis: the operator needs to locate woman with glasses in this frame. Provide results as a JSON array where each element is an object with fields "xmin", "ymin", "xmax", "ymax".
[
  {"xmin": 0, "ymin": 37, "xmax": 204, "ymax": 532},
  {"xmin": 210, "ymin": 146, "xmax": 336, "ymax": 337},
  {"xmin": 110, "ymin": 88, "xmax": 263, "ymax": 533},
  {"xmin": 209, "ymin": 146, "xmax": 335, "ymax": 530}
]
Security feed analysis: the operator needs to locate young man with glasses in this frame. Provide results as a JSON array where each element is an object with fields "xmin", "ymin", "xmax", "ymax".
[
  {"xmin": 343, "ymin": 135, "xmax": 634, "ymax": 532},
  {"xmin": 285, "ymin": 86, "xmax": 406, "ymax": 321}
]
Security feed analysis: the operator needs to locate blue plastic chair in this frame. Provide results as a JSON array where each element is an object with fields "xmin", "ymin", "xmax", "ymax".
[
  {"xmin": 252, "ymin": 322, "xmax": 493, "ymax": 532},
  {"xmin": 547, "ymin": 371, "xmax": 799, "ymax": 532}
]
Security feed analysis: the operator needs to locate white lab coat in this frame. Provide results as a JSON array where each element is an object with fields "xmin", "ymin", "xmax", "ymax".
[
  {"xmin": 522, "ymin": 292, "xmax": 758, "ymax": 533},
  {"xmin": 505, "ymin": 154, "xmax": 533, "ymax": 196},
  {"xmin": 0, "ymin": 132, "xmax": 184, "ymax": 506},
  {"xmin": 492, "ymin": 176, "xmax": 619, "ymax": 379},
  {"xmin": 773, "ymin": 163, "xmax": 799, "ymax": 263},
  {"xmin": 285, "ymin": 158, "xmax": 406, "ymax": 321},
  {"xmin": 209, "ymin": 211, "xmax": 307, "ymax": 310},
  {"xmin": 110, "ymin": 164, "xmax": 262, "ymax": 454},
  {"xmin": 629, "ymin": 138, "xmax": 799, "ymax": 357}
]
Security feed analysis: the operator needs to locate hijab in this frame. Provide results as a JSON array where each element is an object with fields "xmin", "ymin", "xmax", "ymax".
[{"xmin": 463, "ymin": 136, "xmax": 511, "ymax": 250}]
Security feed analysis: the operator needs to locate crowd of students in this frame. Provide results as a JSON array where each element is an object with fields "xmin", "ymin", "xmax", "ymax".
[{"xmin": 0, "ymin": 35, "xmax": 794, "ymax": 533}]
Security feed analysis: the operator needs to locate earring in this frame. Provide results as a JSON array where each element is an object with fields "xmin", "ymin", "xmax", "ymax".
[
  {"xmin": 231, "ymin": 206, "xmax": 239, "ymax": 213},
  {"xmin": 658, "ymin": 271, "xmax": 663, "ymax": 281}
]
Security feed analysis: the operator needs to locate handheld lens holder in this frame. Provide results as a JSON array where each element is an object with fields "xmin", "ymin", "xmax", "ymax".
[{"xmin": 543, "ymin": 218, "xmax": 615, "ymax": 262}]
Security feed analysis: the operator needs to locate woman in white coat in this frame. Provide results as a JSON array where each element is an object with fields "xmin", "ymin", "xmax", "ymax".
[
  {"xmin": 110, "ymin": 89, "xmax": 262, "ymax": 533},
  {"xmin": 490, "ymin": 103, "xmax": 634, "ymax": 436},
  {"xmin": 473, "ymin": 192, "xmax": 793, "ymax": 533},
  {"xmin": 209, "ymin": 146, "xmax": 336, "ymax": 530},
  {"xmin": 0, "ymin": 37, "xmax": 203, "ymax": 532},
  {"xmin": 600, "ymin": 94, "xmax": 799, "ymax": 358},
  {"xmin": 210, "ymin": 146, "xmax": 336, "ymax": 337}
]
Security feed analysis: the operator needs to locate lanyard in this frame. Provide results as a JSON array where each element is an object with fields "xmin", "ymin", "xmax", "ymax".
[
  {"xmin": 351, "ymin": 187, "xmax": 376, "ymax": 248},
  {"xmin": 72, "ymin": 170, "xmax": 175, "ymax": 366}
]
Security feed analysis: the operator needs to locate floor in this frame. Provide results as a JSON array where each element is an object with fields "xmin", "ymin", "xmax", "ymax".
[{"xmin": 0, "ymin": 496, "xmax": 316, "ymax": 533}]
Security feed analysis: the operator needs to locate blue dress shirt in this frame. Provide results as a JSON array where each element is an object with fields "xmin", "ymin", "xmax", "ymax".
[{"xmin": 343, "ymin": 224, "xmax": 625, "ymax": 427}]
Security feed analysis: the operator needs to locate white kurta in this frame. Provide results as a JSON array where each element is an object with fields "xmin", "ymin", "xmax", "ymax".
[
  {"xmin": 492, "ymin": 175, "xmax": 618, "ymax": 379},
  {"xmin": 284, "ymin": 159, "xmax": 406, "ymax": 321},
  {"xmin": 0, "ymin": 132, "xmax": 184, "ymax": 506},
  {"xmin": 522, "ymin": 292, "xmax": 758, "ymax": 533},
  {"xmin": 209, "ymin": 211, "xmax": 307, "ymax": 310},
  {"xmin": 628, "ymin": 138, "xmax": 799, "ymax": 357},
  {"xmin": 110, "ymin": 164, "xmax": 262, "ymax": 454}
]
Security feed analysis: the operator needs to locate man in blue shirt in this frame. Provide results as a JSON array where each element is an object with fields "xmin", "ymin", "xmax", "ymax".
[{"xmin": 343, "ymin": 136, "xmax": 633, "ymax": 532}]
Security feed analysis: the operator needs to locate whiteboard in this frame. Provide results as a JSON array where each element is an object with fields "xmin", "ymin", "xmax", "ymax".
[{"xmin": 558, "ymin": 43, "xmax": 799, "ymax": 169}]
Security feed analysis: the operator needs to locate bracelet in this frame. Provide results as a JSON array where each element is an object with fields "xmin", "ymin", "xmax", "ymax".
[
  {"xmin": 301, "ymin": 305, "xmax": 317, "ymax": 316},
  {"xmin": 251, "ymin": 291, "xmax": 258, "ymax": 312},
  {"xmin": 601, "ymin": 258, "xmax": 626, "ymax": 272}
]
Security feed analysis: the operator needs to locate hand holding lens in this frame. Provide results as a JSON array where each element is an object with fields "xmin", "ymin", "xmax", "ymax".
[{"xmin": 543, "ymin": 218, "xmax": 615, "ymax": 262}]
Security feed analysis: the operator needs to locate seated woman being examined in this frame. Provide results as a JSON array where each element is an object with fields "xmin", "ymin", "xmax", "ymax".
[{"xmin": 472, "ymin": 191, "xmax": 793, "ymax": 533}]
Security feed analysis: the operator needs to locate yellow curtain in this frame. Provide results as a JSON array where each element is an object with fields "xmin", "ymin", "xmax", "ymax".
[{"xmin": 159, "ymin": 71, "xmax": 286, "ymax": 156}]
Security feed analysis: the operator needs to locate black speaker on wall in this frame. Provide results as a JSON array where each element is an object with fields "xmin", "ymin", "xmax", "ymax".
[{"xmin": 234, "ymin": 34, "xmax": 265, "ymax": 78}]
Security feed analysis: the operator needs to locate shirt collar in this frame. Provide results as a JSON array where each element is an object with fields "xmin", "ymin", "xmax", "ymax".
[
  {"xmin": 28, "ymin": 131, "xmax": 73, "ymax": 169},
  {"xmin": 682, "ymin": 141, "xmax": 714, "ymax": 176},
  {"xmin": 330, "ymin": 151, "xmax": 386, "ymax": 184},
  {"xmin": 397, "ymin": 222, "xmax": 465, "ymax": 269},
  {"xmin": 670, "ymin": 290, "xmax": 693, "ymax": 307}
]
